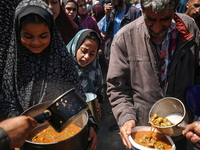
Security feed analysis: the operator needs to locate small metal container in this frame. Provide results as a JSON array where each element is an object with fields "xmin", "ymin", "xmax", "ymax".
[
  {"xmin": 85, "ymin": 93, "xmax": 100, "ymax": 123},
  {"xmin": 149, "ymin": 97, "xmax": 189, "ymax": 137}
]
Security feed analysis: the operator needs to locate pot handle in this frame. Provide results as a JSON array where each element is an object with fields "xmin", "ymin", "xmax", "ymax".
[
  {"xmin": 33, "ymin": 110, "xmax": 51, "ymax": 123},
  {"xmin": 177, "ymin": 120, "xmax": 188, "ymax": 129}
]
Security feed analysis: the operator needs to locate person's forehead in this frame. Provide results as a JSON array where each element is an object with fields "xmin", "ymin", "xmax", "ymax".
[{"xmin": 66, "ymin": 2, "xmax": 77, "ymax": 6}]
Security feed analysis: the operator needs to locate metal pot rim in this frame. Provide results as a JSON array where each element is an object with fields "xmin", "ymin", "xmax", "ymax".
[{"xmin": 25, "ymin": 111, "xmax": 88, "ymax": 145}]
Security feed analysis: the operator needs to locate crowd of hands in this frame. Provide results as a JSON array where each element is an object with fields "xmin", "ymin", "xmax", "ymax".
[{"xmin": 1, "ymin": 115, "xmax": 200, "ymax": 149}]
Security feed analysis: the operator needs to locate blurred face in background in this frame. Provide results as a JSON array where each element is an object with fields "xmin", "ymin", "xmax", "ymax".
[
  {"xmin": 65, "ymin": 2, "xmax": 77, "ymax": 20},
  {"xmin": 186, "ymin": 0, "xmax": 200, "ymax": 18},
  {"xmin": 111, "ymin": 0, "xmax": 123, "ymax": 10},
  {"xmin": 85, "ymin": 0, "xmax": 92, "ymax": 5},
  {"xmin": 78, "ymin": 0, "xmax": 87, "ymax": 14},
  {"xmin": 43, "ymin": 0, "xmax": 60, "ymax": 19}
]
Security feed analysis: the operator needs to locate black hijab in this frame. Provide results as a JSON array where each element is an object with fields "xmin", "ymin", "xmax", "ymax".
[
  {"xmin": 62, "ymin": 0, "xmax": 82, "ymax": 30},
  {"xmin": 55, "ymin": 0, "xmax": 79, "ymax": 45},
  {"xmin": 0, "ymin": 0, "xmax": 85, "ymax": 119}
]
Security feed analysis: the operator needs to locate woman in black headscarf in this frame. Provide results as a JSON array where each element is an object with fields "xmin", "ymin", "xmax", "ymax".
[
  {"xmin": 43, "ymin": 0, "xmax": 79, "ymax": 45},
  {"xmin": 0, "ymin": 0, "xmax": 97, "ymax": 149},
  {"xmin": 62, "ymin": 0, "xmax": 83, "ymax": 30}
]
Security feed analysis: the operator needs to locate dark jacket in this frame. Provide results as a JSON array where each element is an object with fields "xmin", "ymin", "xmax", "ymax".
[
  {"xmin": 107, "ymin": 13, "xmax": 200, "ymax": 128},
  {"xmin": 104, "ymin": 3, "xmax": 140, "ymax": 60},
  {"xmin": 0, "ymin": 127, "xmax": 9, "ymax": 150}
]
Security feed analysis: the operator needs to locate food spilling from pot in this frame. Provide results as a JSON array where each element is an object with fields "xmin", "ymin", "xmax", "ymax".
[
  {"xmin": 148, "ymin": 97, "xmax": 189, "ymax": 137},
  {"xmin": 131, "ymin": 97, "xmax": 191, "ymax": 149},
  {"xmin": 28, "ymin": 122, "xmax": 82, "ymax": 143},
  {"xmin": 149, "ymin": 114, "xmax": 175, "ymax": 127},
  {"xmin": 135, "ymin": 114, "xmax": 176, "ymax": 149},
  {"xmin": 132, "ymin": 130, "xmax": 173, "ymax": 150}
]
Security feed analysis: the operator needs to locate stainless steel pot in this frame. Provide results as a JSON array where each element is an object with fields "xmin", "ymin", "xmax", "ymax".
[
  {"xmin": 85, "ymin": 93, "xmax": 100, "ymax": 123},
  {"xmin": 149, "ymin": 97, "xmax": 189, "ymax": 137},
  {"xmin": 21, "ymin": 101, "xmax": 89, "ymax": 150}
]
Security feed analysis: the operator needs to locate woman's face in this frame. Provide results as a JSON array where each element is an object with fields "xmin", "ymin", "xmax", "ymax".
[
  {"xmin": 65, "ymin": 2, "xmax": 77, "ymax": 20},
  {"xmin": 21, "ymin": 23, "xmax": 51, "ymax": 54},
  {"xmin": 78, "ymin": 0, "xmax": 87, "ymax": 14},
  {"xmin": 43, "ymin": 0, "xmax": 60, "ymax": 19},
  {"xmin": 76, "ymin": 39, "xmax": 98, "ymax": 67}
]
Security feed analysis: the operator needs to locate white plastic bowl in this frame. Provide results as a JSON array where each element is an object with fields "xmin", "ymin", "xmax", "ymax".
[{"xmin": 128, "ymin": 126, "xmax": 176, "ymax": 150}]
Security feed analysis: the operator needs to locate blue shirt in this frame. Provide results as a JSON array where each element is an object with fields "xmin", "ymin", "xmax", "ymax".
[{"xmin": 100, "ymin": 9, "xmax": 126, "ymax": 38}]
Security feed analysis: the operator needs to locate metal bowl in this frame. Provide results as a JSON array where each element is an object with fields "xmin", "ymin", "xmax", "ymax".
[
  {"xmin": 149, "ymin": 97, "xmax": 189, "ymax": 137},
  {"xmin": 128, "ymin": 126, "xmax": 176, "ymax": 150}
]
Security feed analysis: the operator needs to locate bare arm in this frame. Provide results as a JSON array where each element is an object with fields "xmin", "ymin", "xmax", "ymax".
[{"xmin": 0, "ymin": 116, "xmax": 37, "ymax": 149}]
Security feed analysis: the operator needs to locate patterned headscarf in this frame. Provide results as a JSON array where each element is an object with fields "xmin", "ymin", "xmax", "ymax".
[
  {"xmin": 0, "ymin": 0, "xmax": 85, "ymax": 119},
  {"xmin": 0, "ymin": 0, "xmax": 16, "ymax": 90},
  {"xmin": 66, "ymin": 29, "xmax": 103, "ymax": 95}
]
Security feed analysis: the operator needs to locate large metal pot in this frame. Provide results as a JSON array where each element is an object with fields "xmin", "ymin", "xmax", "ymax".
[
  {"xmin": 21, "ymin": 101, "xmax": 89, "ymax": 150},
  {"xmin": 149, "ymin": 97, "xmax": 189, "ymax": 137}
]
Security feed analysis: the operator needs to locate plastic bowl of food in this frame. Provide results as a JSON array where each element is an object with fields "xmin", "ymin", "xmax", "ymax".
[{"xmin": 128, "ymin": 126, "xmax": 176, "ymax": 150}]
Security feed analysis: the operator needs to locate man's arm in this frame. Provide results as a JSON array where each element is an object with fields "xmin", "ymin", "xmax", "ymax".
[
  {"xmin": 107, "ymin": 33, "xmax": 136, "ymax": 127},
  {"xmin": 100, "ymin": 3, "xmax": 113, "ymax": 35},
  {"xmin": 107, "ymin": 32, "xmax": 137, "ymax": 149}
]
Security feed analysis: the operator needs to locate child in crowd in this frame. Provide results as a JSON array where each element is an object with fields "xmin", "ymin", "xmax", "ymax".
[
  {"xmin": 77, "ymin": 0, "xmax": 101, "ymax": 35},
  {"xmin": 62, "ymin": 0, "xmax": 83, "ymax": 30},
  {"xmin": 67, "ymin": 29, "xmax": 104, "ymax": 117},
  {"xmin": 43, "ymin": 0, "xmax": 79, "ymax": 45}
]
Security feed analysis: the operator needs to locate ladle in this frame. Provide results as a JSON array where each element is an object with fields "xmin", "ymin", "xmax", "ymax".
[{"xmin": 33, "ymin": 88, "xmax": 88, "ymax": 132}]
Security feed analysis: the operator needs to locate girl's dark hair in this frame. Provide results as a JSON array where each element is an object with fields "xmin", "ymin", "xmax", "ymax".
[
  {"xmin": 20, "ymin": 14, "xmax": 49, "ymax": 31},
  {"xmin": 82, "ymin": 32, "xmax": 101, "ymax": 48}
]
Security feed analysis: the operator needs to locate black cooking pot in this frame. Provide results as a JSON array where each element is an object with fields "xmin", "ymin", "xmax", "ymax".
[
  {"xmin": 21, "ymin": 101, "xmax": 89, "ymax": 150},
  {"xmin": 33, "ymin": 88, "xmax": 88, "ymax": 132}
]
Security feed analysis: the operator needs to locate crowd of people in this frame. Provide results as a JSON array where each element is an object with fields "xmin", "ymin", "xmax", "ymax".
[{"xmin": 0, "ymin": 0, "xmax": 200, "ymax": 149}]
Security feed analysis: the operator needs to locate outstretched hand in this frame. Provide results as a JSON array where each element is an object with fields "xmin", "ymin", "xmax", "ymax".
[
  {"xmin": 182, "ymin": 121, "xmax": 200, "ymax": 148},
  {"xmin": 0, "ymin": 116, "xmax": 37, "ymax": 149}
]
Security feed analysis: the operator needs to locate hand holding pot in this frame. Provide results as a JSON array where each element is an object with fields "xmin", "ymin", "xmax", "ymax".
[
  {"xmin": 182, "ymin": 121, "xmax": 200, "ymax": 148},
  {"xmin": 88, "ymin": 127, "xmax": 98, "ymax": 150},
  {"xmin": 0, "ymin": 116, "xmax": 37, "ymax": 149}
]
